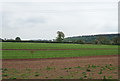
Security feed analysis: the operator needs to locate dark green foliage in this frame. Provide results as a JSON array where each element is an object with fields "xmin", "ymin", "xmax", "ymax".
[
  {"xmin": 59, "ymin": 76, "xmax": 63, "ymax": 78},
  {"xmin": 91, "ymin": 65, "xmax": 97, "ymax": 68},
  {"xmin": 9, "ymin": 77, "xmax": 17, "ymax": 79},
  {"xmin": 2, "ymin": 74, "xmax": 8, "ymax": 77},
  {"xmin": 86, "ymin": 69, "xmax": 91, "ymax": 72},
  {"xmin": 45, "ymin": 77, "xmax": 48, "ymax": 78},
  {"xmin": 76, "ymin": 40, "xmax": 85, "ymax": 44},
  {"xmin": 63, "ymin": 33, "xmax": 119, "ymax": 45},
  {"xmin": 56, "ymin": 31, "xmax": 65, "ymax": 42},
  {"xmin": 96, "ymin": 36, "xmax": 110, "ymax": 44},
  {"xmin": 98, "ymin": 70, "xmax": 103, "ymax": 74},
  {"xmin": 46, "ymin": 66, "xmax": 54, "ymax": 71},
  {"xmin": 80, "ymin": 77, "xmax": 83, "ymax": 80},
  {"xmin": 103, "ymin": 76, "xmax": 107, "ymax": 79},
  {"xmin": 2, "ymin": 33, "xmax": 119, "ymax": 45},
  {"xmin": 34, "ymin": 74, "xmax": 40, "ymax": 77},
  {"xmin": 108, "ymin": 76, "xmax": 113, "ymax": 79},
  {"xmin": 87, "ymin": 64, "xmax": 91, "ymax": 68},
  {"xmin": 15, "ymin": 37, "xmax": 21, "ymax": 41},
  {"xmin": 113, "ymin": 37, "xmax": 120, "ymax": 45},
  {"xmin": 2, "ymin": 68, "xmax": 8, "ymax": 73},
  {"xmin": 74, "ymin": 66, "xmax": 81, "ymax": 68},
  {"xmin": 82, "ymin": 72, "xmax": 86, "ymax": 75},
  {"xmin": 2, "ymin": 68, "xmax": 8, "ymax": 71},
  {"xmin": 64, "ymin": 67, "xmax": 72, "ymax": 69}
]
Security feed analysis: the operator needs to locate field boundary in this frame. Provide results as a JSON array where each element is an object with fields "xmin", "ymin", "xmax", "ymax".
[
  {"xmin": 1, "ymin": 48, "xmax": 118, "ymax": 51},
  {"xmin": 2, "ymin": 55, "xmax": 119, "ymax": 61}
]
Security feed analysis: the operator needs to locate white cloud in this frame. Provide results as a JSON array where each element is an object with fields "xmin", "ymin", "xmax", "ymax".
[{"xmin": 1, "ymin": 1, "xmax": 118, "ymax": 39}]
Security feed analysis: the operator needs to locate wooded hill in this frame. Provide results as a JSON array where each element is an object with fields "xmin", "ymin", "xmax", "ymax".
[{"xmin": 63, "ymin": 33, "xmax": 119, "ymax": 44}]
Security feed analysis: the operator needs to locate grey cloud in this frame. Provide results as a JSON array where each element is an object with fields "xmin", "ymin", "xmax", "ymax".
[{"xmin": 24, "ymin": 17, "xmax": 46, "ymax": 24}]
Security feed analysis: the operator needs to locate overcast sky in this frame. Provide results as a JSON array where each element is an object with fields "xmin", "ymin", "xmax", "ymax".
[{"xmin": 0, "ymin": 0, "xmax": 119, "ymax": 40}]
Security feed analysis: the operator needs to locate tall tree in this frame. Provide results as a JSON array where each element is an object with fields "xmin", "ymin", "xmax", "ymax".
[
  {"xmin": 15, "ymin": 37, "xmax": 21, "ymax": 41},
  {"xmin": 56, "ymin": 31, "xmax": 65, "ymax": 42}
]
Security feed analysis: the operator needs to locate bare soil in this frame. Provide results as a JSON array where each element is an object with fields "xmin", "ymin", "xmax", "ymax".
[{"xmin": 2, "ymin": 55, "xmax": 119, "ymax": 79}]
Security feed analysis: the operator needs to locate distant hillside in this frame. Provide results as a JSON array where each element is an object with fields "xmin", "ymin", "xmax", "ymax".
[
  {"xmin": 1, "ymin": 33, "xmax": 119, "ymax": 45},
  {"xmin": 63, "ymin": 33, "xmax": 119, "ymax": 44}
]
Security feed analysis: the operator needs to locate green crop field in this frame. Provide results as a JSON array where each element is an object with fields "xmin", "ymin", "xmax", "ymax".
[{"xmin": 2, "ymin": 42, "xmax": 119, "ymax": 59}]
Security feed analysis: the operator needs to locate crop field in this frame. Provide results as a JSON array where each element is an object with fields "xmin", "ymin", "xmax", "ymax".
[
  {"xmin": 2, "ymin": 42, "xmax": 119, "ymax": 79},
  {"xmin": 2, "ymin": 42, "xmax": 119, "ymax": 59}
]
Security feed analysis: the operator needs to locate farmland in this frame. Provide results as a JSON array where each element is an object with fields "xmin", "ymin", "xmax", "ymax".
[
  {"xmin": 2, "ymin": 42, "xmax": 119, "ymax": 59},
  {"xmin": 2, "ymin": 42, "xmax": 119, "ymax": 79}
]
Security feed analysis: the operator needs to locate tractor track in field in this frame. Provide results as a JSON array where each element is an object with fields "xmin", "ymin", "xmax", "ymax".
[
  {"xmin": 2, "ymin": 55, "xmax": 119, "ymax": 61},
  {"xmin": 1, "ymin": 48, "xmax": 118, "ymax": 51}
]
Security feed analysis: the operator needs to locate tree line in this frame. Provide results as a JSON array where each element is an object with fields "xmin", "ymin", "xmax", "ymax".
[
  {"xmin": 1, "ymin": 31, "xmax": 120, "ymax": 45},
  {"xmin": 63, "ymin": 33, "xmax": 120, "ymax": 45}
]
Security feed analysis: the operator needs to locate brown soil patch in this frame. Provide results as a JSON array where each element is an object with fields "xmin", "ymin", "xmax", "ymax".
[{"xmin": 2, "ymin": 55, "xmax": 119, "ymax": 79}]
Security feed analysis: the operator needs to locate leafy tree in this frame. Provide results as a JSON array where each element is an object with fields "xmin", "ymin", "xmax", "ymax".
[
  {"xmin": 76, "ymin": 40, "xmax": 85, "ymax": 44},
  {"xmin": 96, "ymin": 36, "xmax": 110, "ymax": 44},
  {"xmin": 113, "ymin": 37, "xmax": 120, "ymax": 45},
  {"xmin": 15, "ymin": 37, "xmax": 21, "ymax": 41},
  {"xmin": 56, "ymin": 31, "xmax": 65, "ymax": 42},
  {"xmin": 94, "ymin": 39, "xmax": 100, "ymax": 44}
]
